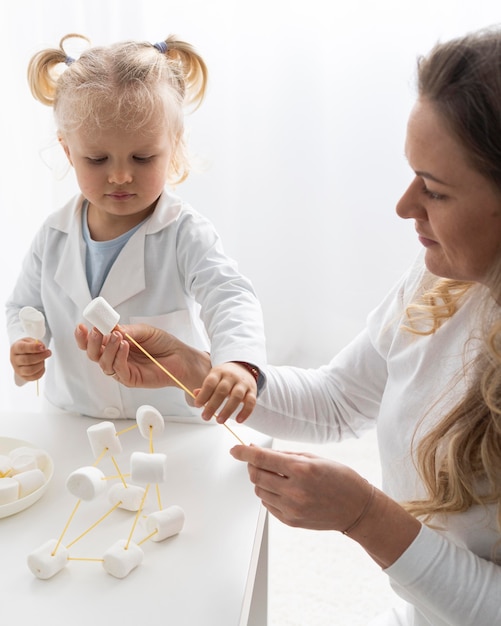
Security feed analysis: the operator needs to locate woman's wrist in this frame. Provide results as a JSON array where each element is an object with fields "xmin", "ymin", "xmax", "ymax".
[{"xmin": 344, "ymin": 486, "xmax": 422, "ymax": 569}]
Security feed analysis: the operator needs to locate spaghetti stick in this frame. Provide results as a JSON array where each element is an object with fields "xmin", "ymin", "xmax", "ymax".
[
  {"xmin": 125, "ymin": 484, "xmax": 150, "ymax": 549},
  {"xmin": 66, "ymin": 501, "xmax": 122, "ymax": 548},
  {"xmin": 123, "ymin": 331, "xmax": 246, "ymax": 445},
  {"xmin": 53, "ymin": 499, "xmax": 82, "ymax": 555}
]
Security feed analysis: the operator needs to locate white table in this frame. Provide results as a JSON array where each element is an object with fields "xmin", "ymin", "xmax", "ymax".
[{"xmin": 0, "ymin": 410, "xmax": 271, "ymax": 625}]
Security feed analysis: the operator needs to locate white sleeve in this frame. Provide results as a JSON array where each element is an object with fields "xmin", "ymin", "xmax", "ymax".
[
  {"xmin": 175, "ymin": 208, "xmax": 267, "ymax": 375},
  {"xmin": 245, "ymin": 258, "xmax": 427, "ymax": 442},
  {"xmin": 246, "ymin": 325, "xmax": 387, "ymax": 442},
  {"xmin": 385, "ymin": 524, "xmax": 501, "ymax": 625},
  {"xmin": 5, "ymin": 226, "xmax": 50, "ymax": 346}
]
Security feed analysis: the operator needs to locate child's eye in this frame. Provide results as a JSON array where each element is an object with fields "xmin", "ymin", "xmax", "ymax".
[
  {"xmin": 133, "ymin": 156, "xmax": 153, "ymax": 163},
  {"xmin": 86, "ymin": 157, "xmax": 107, "ymax": 164}
]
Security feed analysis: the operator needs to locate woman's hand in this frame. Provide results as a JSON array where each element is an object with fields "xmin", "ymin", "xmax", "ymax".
[
  {"xmin": 230, "ymin": 444, "xmax": 422, "ymax": 568},
  {"xmin": 75, "ymin": 323, "xmax": 211, "ymax": 391}
]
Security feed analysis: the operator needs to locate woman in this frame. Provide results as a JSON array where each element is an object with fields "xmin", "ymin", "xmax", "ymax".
[{"xmin": 77, "ymin": 27, "xmax": 501, "ymax": 624}]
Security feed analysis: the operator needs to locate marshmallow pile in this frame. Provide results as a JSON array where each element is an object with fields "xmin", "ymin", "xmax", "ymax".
[
  {"xmin": 27, "ymin": 405, "xmax": 185, "ymax": 580},
  {"xmin": 0, "ymin": 445, "xmax": 50, "ymax": 506}
]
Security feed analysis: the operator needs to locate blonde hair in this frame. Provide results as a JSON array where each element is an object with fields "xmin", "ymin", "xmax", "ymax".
[
  {"xmin": 404, "ymin": 274, "xmax": 501, "ymax": 545},
  {"xmin": 27, "ymin": 34, "xmax": 208, "ymax": 184}
]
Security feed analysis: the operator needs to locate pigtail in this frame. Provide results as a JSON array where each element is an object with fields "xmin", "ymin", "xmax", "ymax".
[
  {"xmin": 161, "ymin": 35, "xmax": 208, "ymax": 110},
  {"xmin": 27, "ymin": 34, "xmax": 90, "ymax": 107}
]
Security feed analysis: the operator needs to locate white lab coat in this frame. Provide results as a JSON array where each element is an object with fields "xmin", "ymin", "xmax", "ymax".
[{"xmin": 6, "ymin": 189, "xmax": 266, "ymax": 421}]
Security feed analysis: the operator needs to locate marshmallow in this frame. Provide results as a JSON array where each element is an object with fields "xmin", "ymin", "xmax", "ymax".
[
  {"xmin": 0, "ymin": 454, "xmax": 12, "ymax": 476},
  {"xmin": 14, "ymin": 468, "xmax": 46, "ymax": 498},
  {"xmin": 27, "ymin": 539, "xmax": 68, "ymax": 580},
  {"xmin": 9, "ymin": 446, "xmax": 51, "ymax": 471},
  {"xmin": 87, "ymin": 421, "xmax": 122, "ymax": 458},
  {"xmin": 66, "ymin": 466, "xmax": 106, "ymax": 500},
  {"xmin": 102, "ymin": 539, "xmax": 143, "ymax": 579},
  {"xmin": 19, "ymin": 306, "xmax": 46, "ymax": 340},
  {"xmin": 108, "ymin": 483, "xmax": 146, "ymax": 511},
  {"xmin": 0, "ymin": 477, "xmax": 19, "ymax": 504},
  {"xmin": 145, "ymin": 505, "xmax": 185, "ymax": 542},
  {"xmin": 10, "ymin": 453, "xmax": 37, "ymax": 475},
  {"xmin": 130, "ymin": 451, "xmax": 168, "ymax": 484},
  {"xmin": 83, "ymin": 296, "xmax": 120, "ymax": 335},
  {"xmin": 136, "ymin": 405, "xmax": 165, "ymax": 439}
]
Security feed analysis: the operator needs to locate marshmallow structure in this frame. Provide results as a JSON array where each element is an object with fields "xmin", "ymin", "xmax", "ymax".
[
  {"xmin": 136, "ymin": 405, "xmax": 165, "ymax": 439},
  {"xmin": 66, "ymin": 466, "xmax": 106, "ymax": 500},
  {"xmin": 130, "ymin": 451, "xmax": 168, "ymax": 484},
  {"xmin": 102, "ymin": 539, "xmax": 143, "ymax": 578},
  {"xmin": 19, "ymin": 306, "xmax": 46, "ymax": 340},
  {"xmin": 87, "ymin": 421, "xmax": 122, "ymax": 458},
  {"xmin": 27, "ymin": 539, "xmax": 68, "ymax": 579},
  {"xmin": 146, "ymin": 505, "xmax": 185, "ymax": 542},
  {"xmin": 108, "ymin": 483, "xmax": 146, "ymax": 511},
  {"xmin": 83, "ymin": 296, "xmax": 120, "ymax": 335}
]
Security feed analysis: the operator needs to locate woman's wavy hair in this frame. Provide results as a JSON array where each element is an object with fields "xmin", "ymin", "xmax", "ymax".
[
  {"xmin": 27, "ymin": 33, "xmax": 208, "ymax": 185},
  {"xmin": 403, "ymin": 27, "xmax": 501, "ymax": 544}
]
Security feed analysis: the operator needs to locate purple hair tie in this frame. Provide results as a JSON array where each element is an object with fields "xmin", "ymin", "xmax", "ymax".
[
  {"xmin": 153, "ymin": 41, "xmax": 168, "ymax": 54},
  {"xmin": 65, "ymin": 56, "xmax": 75, "ymax": 66}
]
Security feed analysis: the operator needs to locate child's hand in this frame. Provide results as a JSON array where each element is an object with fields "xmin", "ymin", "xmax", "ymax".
[
  {"xmin": 10, "ymin": 338, "xmax": 51, "ymax": 382},
  {"xmin": 194, "ymin": 362, "xmax": 258, "ymax": 424}
]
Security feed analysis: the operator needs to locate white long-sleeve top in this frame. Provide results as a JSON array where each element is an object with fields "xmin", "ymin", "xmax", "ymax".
[
  {"xmin": 246, "ymin": 254, "xmax": 501, "ymax": 625},
  {"xmin": 6, "ymin": 189, "xmax": 266, "ymax": 421}
]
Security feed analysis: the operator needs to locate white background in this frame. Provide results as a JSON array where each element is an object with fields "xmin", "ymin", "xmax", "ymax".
[{"xmin": 3, "ymin": 3, "xmax": 501, "ymax": 623}]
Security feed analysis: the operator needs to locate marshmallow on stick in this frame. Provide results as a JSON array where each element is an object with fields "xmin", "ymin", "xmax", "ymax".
[
  {"xmin": 82, "ymin": 297, "xmax": 246, "ymax": 445},
  {"xmin": 19, "ymin": 306, "xmax": 46, "ymax": 340},
  {"xmin": 19, "ymin": 306, "xmax": 46, "ymax": 395}
]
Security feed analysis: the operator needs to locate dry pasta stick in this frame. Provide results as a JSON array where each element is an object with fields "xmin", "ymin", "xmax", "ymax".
[{"xmin": 123, "ymin": 331, "xmax": 246, "ymax": 446}]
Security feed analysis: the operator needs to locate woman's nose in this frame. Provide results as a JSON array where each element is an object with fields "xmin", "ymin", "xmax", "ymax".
[{"xmin": 396, "ymin": 176, "xmax": 425, "ymax": 220}]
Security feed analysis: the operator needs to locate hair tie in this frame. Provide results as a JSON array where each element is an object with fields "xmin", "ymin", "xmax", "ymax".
[
  {"xmin": 153, "ymin": 41, "xmax": 168, "ymax": 54},
  {"xmin": 65, "ymin": 56, "xmax": 75, "ymax": 66}
]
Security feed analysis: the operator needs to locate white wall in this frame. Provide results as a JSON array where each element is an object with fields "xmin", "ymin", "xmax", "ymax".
[{"xmin": 2, "ymin": 0, "xmax": 501, "ymax": 410}]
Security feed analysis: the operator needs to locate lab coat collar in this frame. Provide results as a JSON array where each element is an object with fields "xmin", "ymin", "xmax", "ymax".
[{"xmin": 52, "ymin": 189, "xmax": 182, "ymax": 311}]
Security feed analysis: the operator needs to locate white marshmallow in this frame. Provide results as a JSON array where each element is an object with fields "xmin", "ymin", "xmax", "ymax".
[
  {"xmin": 136, "ymin": 405, "xmax": 165, "ymax": 439},
  {"xmin": 146, "ymin": 505, "xmax": 185, "ymax": 542},
  {"xmin": 108, "ymin": 483, "xmax": 146, "ymax": 511},
  {"xmin": 27, "ymin": 539, "xmax": 68, "ymax": 580},
  {"xmin": 83, "ymin": 296, "xmax": 120, "ymax": 335},
  {"xmin": 14, "ymin": 468, "xmax": 46, "ymax": 498},
  {"xmin": 9, "ymin": 446, "xmax": 51, "ymax": 471},
  {"xmin": 0, "ymin": 477, "xmax": 19, "ymax": 504},
  {"xmin": 66, "ymin": 466, "xmax": 106, "ymax": 500},
  {"xmin": 0, "ymin": 454, "xmax": 12, "ymax": 476},
  {"xmin": 102, "ymin": 539, "xmax": 143, "ymax": 579},
  {"xmin": 87, "ymin": 421, "xmax": 122, "ymax": 458},
  {"xmin": 130, "ymin": 451, "xmax": 168, "ymax": 484},
  {"xmin": 10, "ymin": 453, "xmax": 37, "ymax": 475},
  {"xmin": 19, "ymin": 306, "xmax": 46, "ymax": 340}
]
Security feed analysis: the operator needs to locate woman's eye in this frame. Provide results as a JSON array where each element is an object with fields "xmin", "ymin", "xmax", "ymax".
[{"xmin": 422, "ymin": 186, "xmax": 445, "ymax": 201}]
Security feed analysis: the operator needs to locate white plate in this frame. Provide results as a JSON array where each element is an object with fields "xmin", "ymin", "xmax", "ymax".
[{"xmin": 0, "ymin": 437, "xmax": 54, "ymax": 519}]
